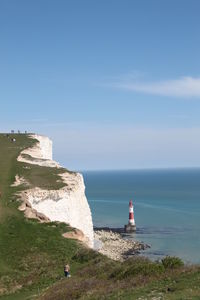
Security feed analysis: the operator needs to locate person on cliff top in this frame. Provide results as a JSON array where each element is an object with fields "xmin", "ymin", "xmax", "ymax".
[{"xmin": 64, "ymin": 264, "xmax": 71, "ymax": 278}]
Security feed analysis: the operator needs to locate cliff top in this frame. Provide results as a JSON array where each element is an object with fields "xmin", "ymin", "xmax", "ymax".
[
  {"xmin": 0, "ymin": 133, "xmax": 200, "ymax": 300},
  {"xmin": 0, "ymin": 133, "xmax": 88, "ymax": 299}
]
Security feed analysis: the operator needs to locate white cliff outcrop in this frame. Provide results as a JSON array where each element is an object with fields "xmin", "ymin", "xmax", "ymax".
[
  {"xmin": 18, "ymin": 135, "xmax": 60, "ymax": 168},
  {"xmin": 17, "ymin": 134, "xmax": 94, "ymax": 248}
]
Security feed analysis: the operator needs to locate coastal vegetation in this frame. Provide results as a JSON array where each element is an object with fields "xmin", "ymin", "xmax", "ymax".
[{"xmin": 0, "ymin": 133, "xmax": 200, "ymax": 299}]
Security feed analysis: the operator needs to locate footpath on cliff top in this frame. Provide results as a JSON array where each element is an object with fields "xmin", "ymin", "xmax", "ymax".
[{"xmin": 0, "ymin": 133, "xmax": 200, "ymax": 300}]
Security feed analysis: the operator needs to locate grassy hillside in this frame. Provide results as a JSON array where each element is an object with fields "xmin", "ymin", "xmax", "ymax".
[
  {"xmin": 0, "ymin": 133, "xmax": 200, "ymax": 300},
  {"xmin": 0, "ymin": 134, "xmax": 84, "ymax": 299}
]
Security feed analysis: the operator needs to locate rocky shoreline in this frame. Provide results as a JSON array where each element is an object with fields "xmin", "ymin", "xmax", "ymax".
[{"xmin": 94, "ymin": 228, "xmax": 150, "ymax": 261}]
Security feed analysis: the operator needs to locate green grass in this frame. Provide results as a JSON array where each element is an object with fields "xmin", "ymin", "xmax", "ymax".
[
  {"xmin": 39, "ymin": 254, "xmax": 200, "ymax": 300},
  {"xmin": 0, "ymin": 134, "xmax": 85, "ymax": 299},
  {"xmin": 0, "ymin": 133, "xmax": 200, "ymax": 300}
]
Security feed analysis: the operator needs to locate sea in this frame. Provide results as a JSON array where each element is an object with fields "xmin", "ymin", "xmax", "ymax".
[{"xmin": 82, "ymin": 169, "xmax": 200, "ymax": 264}]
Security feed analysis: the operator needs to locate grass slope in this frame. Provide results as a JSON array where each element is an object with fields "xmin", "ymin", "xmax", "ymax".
[
  {"xmin": 0, "ymin": 134, "xmax": 84, "ymax": 299},
  {"xmin": 0, "ymin": 133, "xmax": 200, "ymax": 300}
]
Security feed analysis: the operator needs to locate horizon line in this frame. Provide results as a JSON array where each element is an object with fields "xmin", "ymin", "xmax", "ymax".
[{"xmin": 77, "ymin": 166, "xmax": 200, "ymax": 172}]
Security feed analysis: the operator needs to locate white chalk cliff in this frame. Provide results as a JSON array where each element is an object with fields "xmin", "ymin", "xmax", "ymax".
[{"xmin": 17, "ymin": 135, "xmax": 94, "ymax": 248}]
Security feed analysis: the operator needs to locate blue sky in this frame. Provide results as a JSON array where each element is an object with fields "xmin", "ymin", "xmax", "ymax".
[{"xmin": 1, "ymin": 0, "xmax": 200, "ymax": 170}]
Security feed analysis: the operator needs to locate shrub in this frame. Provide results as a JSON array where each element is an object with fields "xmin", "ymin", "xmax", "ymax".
[
  {"xmin": 72, "ymin": 248, "xmax": 99, "ymax": 264},
  {"xmin": 124, "ymin": 260, "xmax": 164, "ymax": 278},
  {"xmin": 110, "ymin": 257, "xmax": 165, "ymax": 279},
  {"xmin": 161, "ymin": 256, "xmax": 184, "ymax": 269}
]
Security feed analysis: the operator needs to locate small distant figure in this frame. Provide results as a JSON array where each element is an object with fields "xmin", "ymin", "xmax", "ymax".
[
  {"xmin": 64, "ymin": 264, "xmax": 71, "ymax": 278},
  {"xmin": 18, "ymin": 130, "xmax": 20, "ymax": 134},
  {"xmin": 11, "ymin": 130, "xmax": 14, "ymax": 133},
  {"xmin": 25, "ymin": 130, "xmax": 27, "ymax": 134}
]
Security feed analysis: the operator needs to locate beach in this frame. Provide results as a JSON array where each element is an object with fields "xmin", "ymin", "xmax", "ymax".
[{"xmin": 94, "ymin": 229, "xmax": 150, "ymax": 261}]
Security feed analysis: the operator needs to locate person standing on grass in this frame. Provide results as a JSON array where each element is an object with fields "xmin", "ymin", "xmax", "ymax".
[{"xmin": 64, "ymin": 264, "xmax": 71, "ymax": 277}]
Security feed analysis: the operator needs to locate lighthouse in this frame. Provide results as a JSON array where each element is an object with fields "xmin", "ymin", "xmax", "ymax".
[{"xmin": 124, "ymin": 200, "xmax": 136, "ymax": 233}]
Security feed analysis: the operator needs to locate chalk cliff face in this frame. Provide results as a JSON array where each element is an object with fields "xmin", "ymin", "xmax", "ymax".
[
  {"xmin": 18, "ymin": 135, "xmax": 94, "ymax": 248},
  {"xmin": 18, "ymin": 135, "xmax": 59, "ymax": 168}
]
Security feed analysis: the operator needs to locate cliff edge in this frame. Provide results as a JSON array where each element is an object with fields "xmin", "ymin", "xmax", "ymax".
[{"xmin": 16, "ymin": 134, "xmax": 94, "ymax": 248}]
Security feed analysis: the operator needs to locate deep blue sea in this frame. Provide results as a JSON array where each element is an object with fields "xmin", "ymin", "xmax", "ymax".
[{"xmin": 82, "ymin": 169, "xmax": 200, "ymax": 264}]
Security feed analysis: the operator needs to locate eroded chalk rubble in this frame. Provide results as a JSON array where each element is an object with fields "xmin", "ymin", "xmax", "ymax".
[{"xmin": 94, "ymin": 230, "xmax": 150, "ymax": 261}]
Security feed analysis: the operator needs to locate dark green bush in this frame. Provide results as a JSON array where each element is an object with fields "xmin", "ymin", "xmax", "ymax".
[
  {"xmin": 110, "ymin": 257, "xmax": 165, "ymax": 279},
  {"xmin": 161, "ymin": 256, "xmax": 184, "ymax": 269},
  {"xmin": 124, "ymin": 261, "xmax": 164, "ymax": 278},
  {"xmin": 72, "ymin": 248, "xmax": 99, "ymax": 263}
]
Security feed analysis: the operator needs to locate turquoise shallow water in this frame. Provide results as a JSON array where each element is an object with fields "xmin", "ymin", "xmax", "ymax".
[{"xmin": 82, "ymin": 169, "xmax": 200, "ymax": 264}]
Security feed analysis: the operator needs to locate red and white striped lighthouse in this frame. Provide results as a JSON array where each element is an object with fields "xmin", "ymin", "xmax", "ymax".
[
  {"xmin": 128, "ymin": 200, "xmax": 135, "ymax": 226},
  {"xmin": 124, "ymin": 200, "xmax": 136, "ymax": 232}
]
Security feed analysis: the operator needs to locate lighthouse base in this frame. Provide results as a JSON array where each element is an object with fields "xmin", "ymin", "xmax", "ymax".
[{"xmin": 124, "ymin": 224, "xmax": 136, "ymax": 233}]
